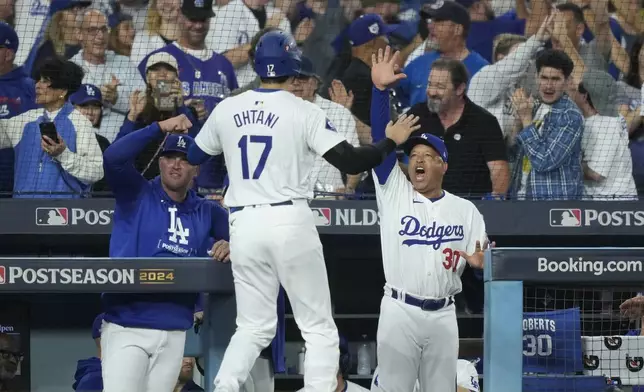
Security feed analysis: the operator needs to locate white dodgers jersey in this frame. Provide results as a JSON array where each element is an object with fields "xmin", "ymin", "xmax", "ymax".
[
  {"xmin": 195, "ymin": 89, "xmax": 346, "ymax": 207},
  {"xmin": 373, "ymin": 166, "xmax": 487, "ymax": 298}
]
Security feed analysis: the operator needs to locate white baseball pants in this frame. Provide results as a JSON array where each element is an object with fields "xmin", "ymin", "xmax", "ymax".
[
  {"xmin": 101, "ymin": 321, "xmax": 186, "ymax": 392},
  {"xmin": 214, "ymin": 201, "xmax": 339, "ymax": 392},
  {"xmin": 370, "ymin": 295, "xmax": 458, "ymax": 392},
  {"xmin": 241, "ymin": 357, "xmax": 274, "ymax": 392}
]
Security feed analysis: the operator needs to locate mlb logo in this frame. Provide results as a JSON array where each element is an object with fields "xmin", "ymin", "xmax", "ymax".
[
  {"xmin": 35, "ymin": 207, "xmax": 69, "ymax": 226},
  {"xmin": 549, "ymin": 208, "xmax": 582, "ymax": 227},
  {"xmin": 312, "ymin": 208, "xmax": 331, "ymax": 226},
  {"xmin": 0, "ymin": 266, "xmax": 5, "ymax": 284}
]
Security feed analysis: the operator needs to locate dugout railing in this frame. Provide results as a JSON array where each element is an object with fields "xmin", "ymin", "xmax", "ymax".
[
  {"xmin": 0, "ymin": 257, "xmax": 235, "ymax": 392},
  {"xmin": 484, "ymin": 248, "xmax": 644, "ymax": 392}
]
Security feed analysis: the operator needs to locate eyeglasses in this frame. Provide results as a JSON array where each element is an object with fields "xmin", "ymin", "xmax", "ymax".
[
  {"xmin": 0, "ymin": 349, "xmax": 24, "ymax": 361},
  {"xmin": 85, "ymin": 26, "xmax": 109, "ymax": 35}
]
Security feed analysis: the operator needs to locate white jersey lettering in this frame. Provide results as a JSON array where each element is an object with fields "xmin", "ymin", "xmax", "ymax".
[{"xmin": 195, "ymin": 90, "xmax": 346, "ymax": 206}]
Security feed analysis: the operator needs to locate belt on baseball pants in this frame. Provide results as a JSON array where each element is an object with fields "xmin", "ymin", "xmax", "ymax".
[
  {"xmin": 390, "ymin": 289, "xmax": 454, "ymax": 311},
  {"xmin": 229, "ymin": 200, "xmax": 293, "ymax": 214}
]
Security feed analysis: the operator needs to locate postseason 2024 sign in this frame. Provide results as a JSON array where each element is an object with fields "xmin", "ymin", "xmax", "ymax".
[{"xmin": 2, "ymin": 199, "xmax": 644, "ymax": 236}]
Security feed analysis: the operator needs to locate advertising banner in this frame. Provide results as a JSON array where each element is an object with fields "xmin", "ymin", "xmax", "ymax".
[{"xmin": 0, "ymin": 258, "xmax": 234, "ymax": 293}]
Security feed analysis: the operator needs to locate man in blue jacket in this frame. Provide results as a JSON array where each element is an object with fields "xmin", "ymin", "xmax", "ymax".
[
  {"xmin": 100, "ymin": 113, "xmax": 231, "ymax": 392},
  {"xmin": 0, "ymin": 21, "xmax": 37, "ymax": 195}
]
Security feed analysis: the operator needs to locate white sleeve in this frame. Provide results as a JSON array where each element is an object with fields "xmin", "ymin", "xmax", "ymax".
[
  {"xmin": 372, "ymin": 164, "xmax": 414, "ymax": 202},
  {"xmin": 466, "ymin": 204, "xmax": 488, "ymax": 256},
  {"xmin": 305, "ymin": 107, "xmax": 346, "ymax": 156},
  {"xmin": 114, "ymin": 56, "xmax": 145, "ymax": 114},
  {"xmin": 55, "ymin": 113, "xmax": 104, "ymax": 184},
  {"xmin": 640, "ymin": 86, "xmax": 644, "ymax": 116},
  {"xmin": 207, "ymin": 12, "xmax": 240, "ymax": 54},
  {"xmin": 0, "ymin": 114, "xmax": 29, "ymax": 148},
  {"xmin": 195, "ymin": 109, "xmax": 223, "ymax": 155},
  {"xmin": 583, "ymin": 118, "xmax": 620, "ymax": 179}
]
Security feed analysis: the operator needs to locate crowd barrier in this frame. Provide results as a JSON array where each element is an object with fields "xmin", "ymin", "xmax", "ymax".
[
  {"xmin": 0, "ymin": 258, "xmax": 234, "ymax": 392},
  {"xmin": 3, "ymin": 198, "xmax": 644, "ymax": 236},
  {"xmin": 484, "ymin": 247, "xmax": 644, "ymax": 392}
]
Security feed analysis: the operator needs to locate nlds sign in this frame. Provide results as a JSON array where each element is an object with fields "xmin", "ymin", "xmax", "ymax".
[{"xmin": 35, "ymin": 207, "xmax": 114, "ymax": 226}]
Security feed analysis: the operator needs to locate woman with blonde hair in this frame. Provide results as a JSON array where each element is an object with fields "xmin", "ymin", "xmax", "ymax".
[
  {"xmin": 25, "ymin": 0, "xmax": 91, "ymax": 78},
  {"xmin": 130, "ymin": 0, "xmax": 181, "ymax": 66}
]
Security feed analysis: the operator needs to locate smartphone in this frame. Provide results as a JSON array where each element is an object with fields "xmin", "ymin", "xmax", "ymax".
[
  {"xmin": 154, "ymin": 80, "xmax": 177, "ymax": 112},
  {"xmin": 39, "ymin": 122, "xmax": 59, "ymax": 144}
]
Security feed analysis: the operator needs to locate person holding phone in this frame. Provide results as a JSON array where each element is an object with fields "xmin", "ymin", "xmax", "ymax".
[
  {"xmin": 0, "ymin": 57, "xmax": 103, "ymax": 198},
  {"xmin": 114, "ymin": 52, "xmax": 200, "ymax": 182}
]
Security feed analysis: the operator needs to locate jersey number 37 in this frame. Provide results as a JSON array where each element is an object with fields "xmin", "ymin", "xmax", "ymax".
[{"xmin": 238, "ymin": 135, "xmax": 273, "ymax": 180}]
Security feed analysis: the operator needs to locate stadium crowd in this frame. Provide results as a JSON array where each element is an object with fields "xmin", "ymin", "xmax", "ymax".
[
  {"xmin": 0, "ymin": 0, "xmax": 644, "ymax": 391},
  {"xmin": 0, "ymin": 0, "xmax": 641, "ymax": 201}
]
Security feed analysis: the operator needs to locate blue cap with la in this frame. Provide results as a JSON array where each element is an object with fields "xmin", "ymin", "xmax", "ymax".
[
  {"xmin": 0, "ymin": 22, "xmax": 18, "ymax": 52},
  {"xmin": 347, "ymin": 13, "xmax": 398, "ymax": 47},
  {"xmin": 70, "ymin": 84, "xmax": 103, "ymax": 106},
  {"xmin": 161, "ymin": 134, "xmax": 194, "ymax": 156},
  {"xmin": 403, "ymin": 133, "xmax": 448, "ymax": 162}
]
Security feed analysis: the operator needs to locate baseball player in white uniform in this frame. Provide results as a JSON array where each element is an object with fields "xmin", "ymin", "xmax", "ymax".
[
  {"xmin": 409, "ymin": 359, "xmax": 481, "ymax": 392},
  {"xmin": 187, "ymin": 31, "xmax": 420, "ymax": 392},
  {"xmin": 368, "ymin": 47, "xmax": 490, "ymax": 392}
]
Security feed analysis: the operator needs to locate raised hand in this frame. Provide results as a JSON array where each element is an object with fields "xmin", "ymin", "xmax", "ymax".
[
  {"xmin": 535, "ymin": 9, "xmax": 555, "ymax": 42},
  {"xmin": 128, "ymin": 90, "xmax": 147, "ymax": 121},
  {"xmin": 620, "ymin": 296, "xmax": 644, "ymax": 319},
  {"xmin": 158, "ymin": 114, "xmax": 192, "ymax": 133},
  {"xmin": 371, "ymin": 46, "xmax": 406, "ymax": 91},
  {"xmin": 328, "ymin": 79, "xmax": 354, "ymax": 109},
  {"xmin": 461, "ymin": 239, "xmax": 495, "ymax": 269},
  {"xmin": 384, "ymin": 113, "xmax": 421, "ymax": 145},
  {"xmin": 101, "ymin": 75, "xmax": 121, "ymax": 105}
]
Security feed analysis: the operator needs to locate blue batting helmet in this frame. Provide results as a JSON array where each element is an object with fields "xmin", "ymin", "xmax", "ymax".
[{"xmin": 253, "ymin": 30, "xmax": 301, "ymax": 78}]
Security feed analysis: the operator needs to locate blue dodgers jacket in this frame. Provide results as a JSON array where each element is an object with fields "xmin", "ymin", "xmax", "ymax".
[
  {"xmin": 72, "ymin": 357, "xmax": 103, "ymax": 392},
  {"xmin": 0, "ymin": 66, "xmax": 37, "ymax": 119},
  {"xmin": 0, "ymin": 103, "xmax": 104, "ymax": 198},
  {"xmin": 0, "ymin": 65, "xmax": 38, "ymax": 194},
  {"xmin": 102, "ymin": 122, "xmax": 229, "ymax": 331}
]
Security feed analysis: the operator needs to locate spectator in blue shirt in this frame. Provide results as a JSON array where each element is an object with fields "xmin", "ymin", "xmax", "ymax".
[
  {"xmin": 508, "ymin": 49, "xmax": 584, "ymax": 200},
  {"xmin": 452, "ymin": 0, "xmax": 528, "ymax": 63},
  {"xmin": 0, "ymin": 22, "xmax": 38, "ymax": 196},
  {"xmin": 398, "ymin": 1, "xmax": 489, "ymax": 107}
]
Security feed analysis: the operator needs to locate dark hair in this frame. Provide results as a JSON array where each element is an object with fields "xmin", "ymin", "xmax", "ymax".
[
  {"xmin": 431, "ymin": 58, "xmax": 470, "ymax": 92},
  {"xmin": 625, "ymin": 34, "xmax": 644, "ymax": 89},
  {"xmin": 248, "ymin": 26, "xmax": 282, "ymax": 62},
  {"xmin": 556, "ymin": 3, "xmax": 585, "ymax": 25},
  {"xmin": 535, "ymin": 49, "xmax": 574, "ymax": 79},
  {"xmin": 259, "ymin": 76, "xmax": 291, "ymax": 84},
  {"xmin": 35, "ymin": 57, "xmax": 84, "ymax": 98}
]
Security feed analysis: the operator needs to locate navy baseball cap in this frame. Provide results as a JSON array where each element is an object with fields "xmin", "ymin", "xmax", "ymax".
[
  {"xmin": 403, "ymin": 133, "xmax": 448, "ymax": 162},
  {"xmin": 182, "ymin": 0, "xmax": 215, "ymax": 20},
  {"xmin": 161, "ymin": 134, "xmax": 194, "ymax": 157},
  {"xmin": 422, "ymin": 1, "xmax": 471, "ymax": 32},
  {"xmin": 0, "ymin": 22, "xmax": 18, "ymax": 52},
  {"xmin": 70, "ymin": 84, "xmax": 103, "ymax": 106},
  {"xmin": 91, "ymin": 313, "xmax": 104, "ymax": 339},
  {"xmin": 348, "ymin": 13, "xmax": 398, "ymax": 47},
  {"xmin": 48, "ymin": 0, "xmax": 92, "ymax": 16}
]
